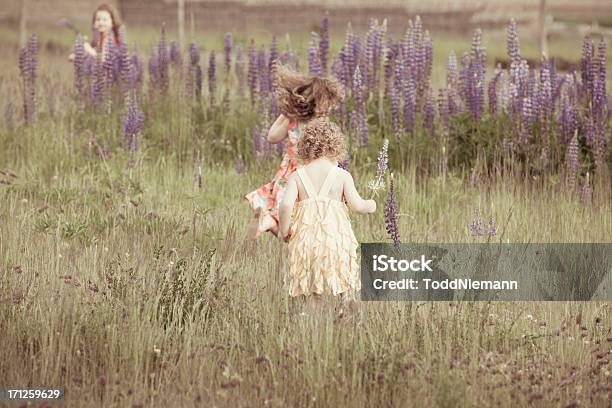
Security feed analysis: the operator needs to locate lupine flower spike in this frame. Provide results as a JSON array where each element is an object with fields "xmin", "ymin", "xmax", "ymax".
[
  {"xmin": 369, "ymin": 139, "xmax": 389, "ymax": 198},
  {"xmin": 384, "ymin": 173, "xmax": 401, "ymax": 248}
]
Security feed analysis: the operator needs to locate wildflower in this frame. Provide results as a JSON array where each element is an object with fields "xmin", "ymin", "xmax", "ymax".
[
  {"xmin": 469, "ymin": 199, "xmax": 484, "ymax": 236},
  {"xmin": 384, "ymin": 173, "xmax": 401, "ymax": 248},
  {"xmin": 368, "ymin": 139, "xmax": 389, "ymax": 197}
]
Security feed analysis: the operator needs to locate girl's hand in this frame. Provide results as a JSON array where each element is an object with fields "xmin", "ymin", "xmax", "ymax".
[{"xmin": 282, "ymin": 230, "xmax": 292, "ymax": 243}]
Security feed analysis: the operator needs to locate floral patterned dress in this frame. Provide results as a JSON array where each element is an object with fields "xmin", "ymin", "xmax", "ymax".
[{"xmin": 245, "ymin": 119, "xmax": 301, "ymax": 237}]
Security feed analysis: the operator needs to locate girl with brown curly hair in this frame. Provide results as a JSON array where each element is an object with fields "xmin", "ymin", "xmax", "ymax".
[
  {"xmin": 245, "ymin": 64, "xmax": 344, "ymax": 238},
  {"xmin": 68, "ymin": 3, "xmax": 123, "ymax": 62},
  {"xmin": 278, "ymin": 117, "xmax": 376, "ymax": 305}
]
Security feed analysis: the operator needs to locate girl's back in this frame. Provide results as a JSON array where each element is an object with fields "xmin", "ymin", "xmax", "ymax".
[{"xmin": 278, "ymin": 117, "xmax": 375, "ymax": 297}]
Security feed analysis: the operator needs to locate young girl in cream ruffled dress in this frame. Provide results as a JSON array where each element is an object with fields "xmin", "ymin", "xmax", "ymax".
[{"xmin": 279, "ymin": 118, "xmax": 376, "ymax": 304}]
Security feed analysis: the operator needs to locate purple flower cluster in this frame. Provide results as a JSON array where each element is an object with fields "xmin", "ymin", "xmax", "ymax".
[
  {"xmin": 208, "ymin": 51, "xmax": 216, "ymax": 106},
  {"xmin": 308, "ymin": 32, "xmax": 323, "ymax": 77},
  {"xmin": 223, "ymin": 33, "xmax": 232, "ymax": 76},
  {"xmin": 319, "ymin": 13, "xmax": 330, "ymax": 75},
  {"xmin": 402, "ymin": 77, "xmax": 416, "ymax": 135},
  {"xmin": 566, "ymin": 132, "xmax": 579, "ymax": 189},
  {"xmin": 352, "ymin": 66, "xmax": 369, "ymax": 146},
  {"xmin": 247, "ymin": 40, "xmax": 258, "ymax": 105},
  {"xmin": 186, "ymin": 43, "xmax": 202, "ymax": 101},
  {"xmin": 258, "ymin": 46, "xmax": 270, "ymax": 99},
  {"xmin": 424, "ymin": 89, "xmax": 436, "ymax": 135},
  {"xmin": 384, "ymin": 173, "xmax": 401, "ymax": 248},
  {"xmin": 559, "ymin": 74, "xmax": 578, "ymax": 143},
  {"xmin": 488, "ymin": 69, "xmax": 502, "ymax": 117},
  {"xmin": 156, "ymin": 27, "xmax": 170, "ymax": 95},
  {"xmin": 19, "ymin": 34, "xmax": 38, "ymax": 124},
  {"xmin": 124, "ymin": 89, "xmax": 144, "ymax": 167},
  {"xmin": 170, "ymin": 40, "xmax": 182, "ymax": 69},
  {"xmin": 459, "ymin": 29, "xmax": 486, "ymax": 121},
  {"xmin": 468, "ymin": 200, "xmax": 484, "ymax": 236},
  {"xmin": 73, "ymin": 35, "xmax": 86, "ymax": 101}
]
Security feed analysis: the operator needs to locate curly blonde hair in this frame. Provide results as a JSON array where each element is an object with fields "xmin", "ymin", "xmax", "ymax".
[
  {"xmin": 297, "ymin": 117, "xmax": 347, "ymax": 163},
  {"xmin": 274, "ymin": 64, "xmax": 344, "ymax": 121}
]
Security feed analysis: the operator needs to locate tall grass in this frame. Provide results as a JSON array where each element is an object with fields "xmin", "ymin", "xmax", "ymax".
[{"xmin": 1, "ymin": 21, "xmax": 611, "ymax": 408}]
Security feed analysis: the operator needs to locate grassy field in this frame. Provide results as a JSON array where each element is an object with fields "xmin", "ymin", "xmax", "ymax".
[{"xmin": 1, "ymin": 20, "xmax": 611, "ymax": 407}]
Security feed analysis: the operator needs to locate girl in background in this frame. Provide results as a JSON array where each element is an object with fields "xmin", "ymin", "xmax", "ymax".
[
  {"xmin": 245, "ymin": 64, "xmax": 343, "ymax": 238},
  {"xmin": 68, "ymin": 3, "xmax": 123, "ymax": 61},
  {"xmin": 279, "ymin": 117, "xmax": 376, "ymax": 306}
]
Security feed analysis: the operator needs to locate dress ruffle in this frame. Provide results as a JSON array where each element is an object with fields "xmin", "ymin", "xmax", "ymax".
[{"xmin": 287, "ymin": 198, "xmax": 360, "ymax": 297}]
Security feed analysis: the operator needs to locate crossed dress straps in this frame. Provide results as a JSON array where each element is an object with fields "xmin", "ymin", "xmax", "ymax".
[{"xmin": 296, "ymin": 166, "xmax": 338, "ymax": 200}]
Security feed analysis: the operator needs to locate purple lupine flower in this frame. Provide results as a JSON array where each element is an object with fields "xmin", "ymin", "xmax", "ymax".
[
  {"xmin": 102, "ymin": 34, "xmax": 118, "ymax": 90},
  {"xmin": 402, "ymin": 76, "xmax": 416, "ymax": 135},
  {"xmin": 423, "ymin": 30, "xmax": 433, "ymax": 83},
  {"xmin": 566, "ymin": 132, "xmax": 579, "ymax": 189},
  {"xmin": 269, "ymin": 35, "xmax": 278, "ymax": 89},
  {"xmin": 383, "ymin": 41, "xmax": 395, "ymax": 101},
  {"xmin": 437, "ymin": 88, "xmax": 449, "ymax": 134},
  {"xmin": 74, "ymin": 34, "xmax": 86, "ymax": 100},
  {"xmin": 593, "ymin": 39, "xmax": 607, "ymax": 164},
  {"xmin": 539, "ymin": 57, "xmax": 553, "ymax": 122},
  {"xmin": 485, "ymin": 216, "xmax": 497, "ymax": 240},
  {"xmin": 331, "ymin": 56, "xmax": 347, "ymax": 127},
  {"xmin": 319, "ymin": 13, "xmax": 329, "ymax": 75},
  {"xmin": 559, "ymin": 75, "xmax": 578, "ymax": 143},
  {"xmin": 363, "ymin": 23, "xmax": 375, "ymax": 93},
  {"xmin": 235, "ymin": 44, "xmax": 245, "ymax": 97},
  {"xmin": 466, "ymin": 29, "xmax": 486, "ymax": 121},
  {"xmin": 507, "ymin": 19, "xmax": 521, "ymax": 66},
  {"xmin": 247, "ymin": 40, "xmax": 258, "ymax": 104},
  {"xmin": 257, "ymin": 46, "xmax": 269, "ymax": 99},
  {"xmin": 170, "ymin": 40, "xmax": 182, "ymax": 69},
  {"xmin": 384, "ymin": 173, "xmax": 401, "ymax": 248},
  {"xmin": 186, "ymin": 42, "xmax": 202, "ymax": 101},
  {"xmin": 92, "ymin": 51, "xmax": 106, "ymax": 109},
  {"xmin": 340, "ymin": 27, "xmax": 354, "ymax": 91},
  {"xmin": 580, "ymin": 172, "xmax": 592, "ymax": 204},
  {"xmin": 352, "ymin": 66, "xmax": 368, "ymax": 146},
  {"xmin": 157, "ymin": 26, "xmax": 169, "ymax": 94},
  {"xmin": 338, "ymin": 158, "xmax": 350, "ymax": 171},
  {"xmin": 580, "ymin": 36, "xmax": 593, "ymax": 98},
  {"xmin": 19, "ymin": 34, "xmax": 38, "ymax": 124},
  {"xmin": 370, "ymin": 139, "xmax": 389, "ymax": 197},
  {"xmin": 424, "ymin": 89, "xmax": 435, "ymax": 135},
  {"xmin": 124, "ymin": 89, "xmax": 144, "ymax": 167},
  {"xmin": 390, "ymin": 81, "xmax": 401, "ymax": 139},
  {"xmin": 208, "ymin": 50, "xmax": 216, "ymax": 106},
  {"xmin": 148, "ymin": 47, "xmax": 158, "ymax": 99},
  {"xmin": 308, "ymin": 32, "xmax": 323, "ymax": 77},
  {"xmin": 488, "ymin": 69, "xmax": 502, "ymax": 116},
  {"xmin": 118, "ymin": 36, "xmax": 131, "ymax": 96},
  {"xmin": 129, "ymin": 50, "xmax": 144, "ymax": 94},
  {"xmin": 446, "ymin": 51, "xmax": 460, "ymax": 116},
  {"xmin": 223, "ymin": 32, "xmax": 232, "ymax": 76},
  {"xmin": 468, "ymin": 200, "xmax": 484, "ymax": 237}
]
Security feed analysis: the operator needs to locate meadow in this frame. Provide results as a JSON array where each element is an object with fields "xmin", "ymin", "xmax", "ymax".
[{"xmin": 1, "ymin": 14, "xmax": 611, "ymax": 407}]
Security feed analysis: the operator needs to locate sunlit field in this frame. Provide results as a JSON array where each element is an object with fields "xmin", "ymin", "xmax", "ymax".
[{"xmin": 1, "ymin": 14, "xmax": 611, "ymax": 407}]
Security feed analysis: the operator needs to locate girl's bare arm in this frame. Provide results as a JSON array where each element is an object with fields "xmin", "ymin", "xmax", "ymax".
[
  {"xmin": 84, "ymin": 42, "xmax": 97, "ymax": 58},
  {"xmin": 342, "ymin": 171, "xmax": 376, "ymax": 215},
  {"xmin": 279, "ymin": 174, "xmax": 298, "ymax": 240},
  {"xmin": 267, "ymin": 114, "xmax": 290, "ymax": 144}
]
